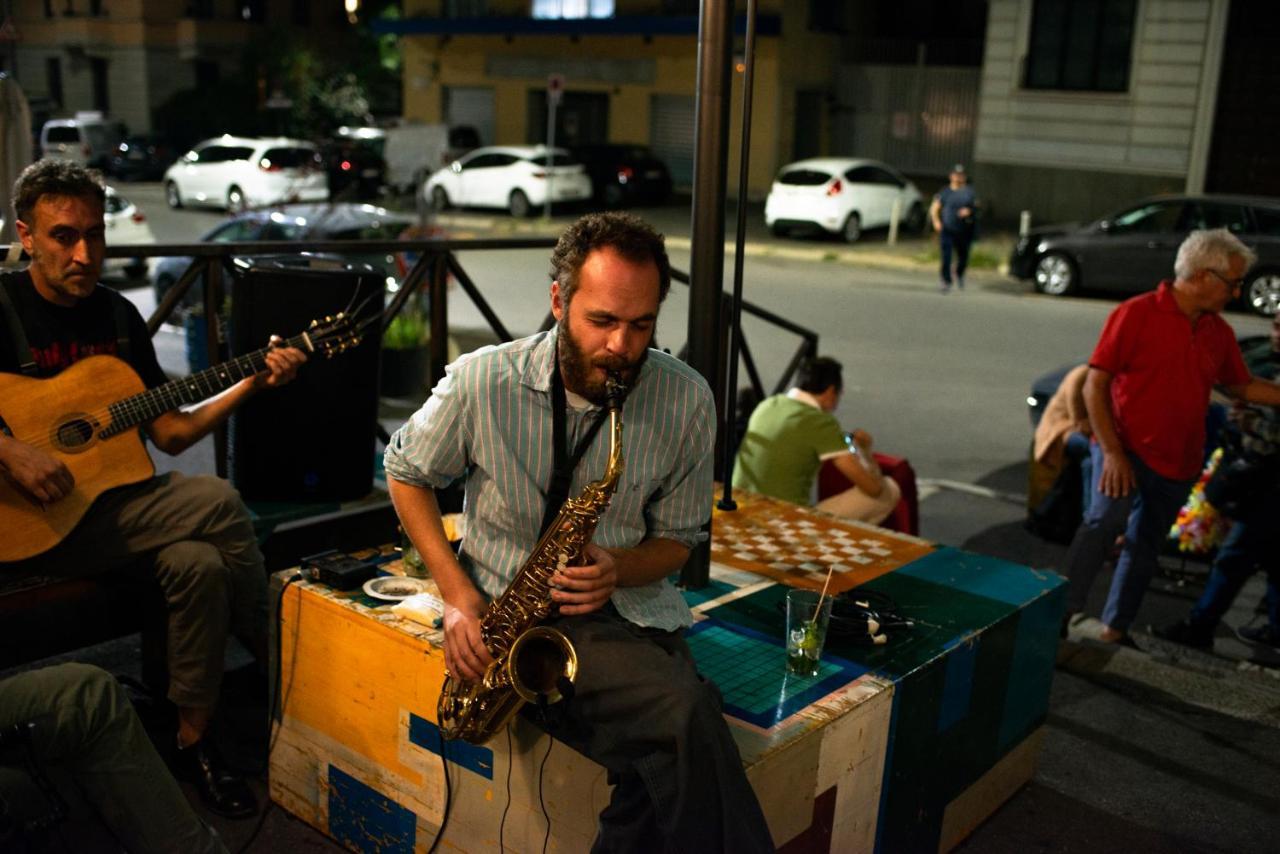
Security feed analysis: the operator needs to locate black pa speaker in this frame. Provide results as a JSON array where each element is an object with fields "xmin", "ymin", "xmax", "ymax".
[{"xmin": 227, "ymin": 256, "xmax": 384, "ymax": 502}]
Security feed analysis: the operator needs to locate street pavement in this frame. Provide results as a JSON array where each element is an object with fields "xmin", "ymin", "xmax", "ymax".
[{"xmin": 32, "ymin": 188, "xmax": 1280, "ymax": 851}]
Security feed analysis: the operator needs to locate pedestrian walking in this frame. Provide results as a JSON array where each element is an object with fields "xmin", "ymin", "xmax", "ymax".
[{"xmin": 929, "ymin": 164, "xmax": 978, "ymax": 293}]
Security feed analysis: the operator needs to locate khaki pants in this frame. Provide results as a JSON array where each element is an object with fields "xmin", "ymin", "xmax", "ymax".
[
  {"xmin": 815, "ymin": 476, "xmax": 901, "ymax": 526},
  {"xmin": 0, "ymin": 663, "xmax": 226, "ymax": 854},
  {"xmin": 14, "ymin": 472, "xmax": 268, "ymax": 709}
]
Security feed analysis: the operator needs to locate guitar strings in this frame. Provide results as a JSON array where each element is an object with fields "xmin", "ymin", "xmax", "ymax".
[{"xmin": 7, "ymin": 314, "xmax": 375, "ymax": 454}]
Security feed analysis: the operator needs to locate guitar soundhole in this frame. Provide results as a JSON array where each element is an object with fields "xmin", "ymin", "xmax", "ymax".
[{"xmin": 53, "ymin": 414, "xmax": 99, "ymax": 453}]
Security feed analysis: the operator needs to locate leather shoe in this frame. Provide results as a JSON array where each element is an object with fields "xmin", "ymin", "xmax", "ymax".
[{"xmin": 173, "ymin": 738, "xmax": 259, "ymax": 819}]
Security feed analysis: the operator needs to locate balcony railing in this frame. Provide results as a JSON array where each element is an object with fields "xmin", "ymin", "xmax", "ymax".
[{"xmin": 7, "ymin": 236, "xmax": 818, "ymax": 472}]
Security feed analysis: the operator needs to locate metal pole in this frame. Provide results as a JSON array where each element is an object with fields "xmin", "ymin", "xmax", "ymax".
[
  {"xmin": 544, "ymin": 97, "xmax": 557, "ymax": 220},
  {"xmin": 204, "ymin": 259, "xmax": 228, "ymax": 479},
  {"xmin": 428, "ymin": 251, "xmax": 449, "ymax": 388},
  {"xmin": 717, "ymin": 0, "xmax": 758, "ymax": 514},
  {"xmin": 681, "ymin": 0, "xmax": 735, "ymax": 589}
]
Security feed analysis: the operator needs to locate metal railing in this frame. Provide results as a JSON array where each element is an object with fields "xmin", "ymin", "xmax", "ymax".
[{"xmin": 9, "ymin": 238, "xmax": 818, "ymax": 472}]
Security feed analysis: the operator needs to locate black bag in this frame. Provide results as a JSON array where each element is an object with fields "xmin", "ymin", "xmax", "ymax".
[
  {"xmin": 1026, "ymin": 457, "xmax": 1084, "ymax": 544},
  {"xmin": 1203, "ymin": 450, "xmax": 1277, "ymax": 517}
]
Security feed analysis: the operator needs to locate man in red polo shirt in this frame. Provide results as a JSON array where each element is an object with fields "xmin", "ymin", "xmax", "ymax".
[{"xmin": 1062, "ymin": 228, "xmax": 1280, "ymax": 644}]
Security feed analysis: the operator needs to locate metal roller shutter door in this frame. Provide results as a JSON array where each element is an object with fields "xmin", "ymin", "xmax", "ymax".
[
  {"xmin": 650, "ymin": 93, "xmax": 695, "ymax": 189},
  {"xmin": 444, "ymin": 87, "xmax": 496, "ymax": 147}
]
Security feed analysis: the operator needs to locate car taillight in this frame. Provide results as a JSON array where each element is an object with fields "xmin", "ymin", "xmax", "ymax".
[
  {"xmin": 617, "ymin": 166, "xmax": 634, "ymax": 181},
  {"xmin": 532, "ymin": 171, "xmax": 547, "ymax": 179},
  {"xmin": 340, "ymin": 160, "xmax": 352, "ymax": 171},
  {"xmin": 826, "ymin": 179, "xmax": 842, "ymax": 196},
  {"xmin": 131, "ymin": 211, "xmax": 146, "ymax": 224},
  {"xmin": 259, "ymin": 159, "xmax": 282, "ymax": 172}
]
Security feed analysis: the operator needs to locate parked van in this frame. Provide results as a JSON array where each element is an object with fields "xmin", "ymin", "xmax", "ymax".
[
  {"xmin": 40, "ymin": 112, "xmax": 123, "ymax": 169},
  {"xmin": 380, "ymin": 122, "xmax": 449, "ymax": 194}
]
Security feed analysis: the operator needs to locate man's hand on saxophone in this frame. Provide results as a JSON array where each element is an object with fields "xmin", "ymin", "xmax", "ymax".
[
  {"xmin": 441, "ymin": 584, "xmax": 494, "ymax": 683},
  {"xmin": 549, "ymin": 543, "xmax": 618, "ymax": 616}
]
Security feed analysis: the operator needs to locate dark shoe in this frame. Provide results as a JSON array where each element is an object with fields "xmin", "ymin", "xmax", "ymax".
[
  {"xmin": 1235, "ymin": 623, "xmax": 1280, "ymax": 652},
  {"xmin": 173, "ymin": 738, "xmax": 259, "ymax": 819},
  {"xmin": 1152, "ymin": 618, "xmax": 1214, "ymax": 650}
]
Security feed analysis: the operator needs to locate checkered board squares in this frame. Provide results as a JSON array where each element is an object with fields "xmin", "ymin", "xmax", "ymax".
[
  {"xmin": 711, "ymin": 491, "xmax": 932, "ymax": 595},
  {"xmin": 685, "ymin": 620, "xmax": 866, "ymax": 728}
]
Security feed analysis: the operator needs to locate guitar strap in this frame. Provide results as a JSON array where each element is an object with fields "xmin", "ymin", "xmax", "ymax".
[
  {"xmin": 111, "ymin": 293, "xmax": 132, "ymax": 364},
  {"xmin": 0, "ymin": 273, "xmax": 132, "ymax": 373},
  {"xmin": 539, "ymin": 354, "xmax": 611, "ymax": 538},
  {"xmin": 0, "ymin": 272, "xmax": 38, "ymax": 377}
]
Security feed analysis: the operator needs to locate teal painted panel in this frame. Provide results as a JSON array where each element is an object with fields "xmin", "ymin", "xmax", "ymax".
[
  {"xmin": 998, "ymin": 584, "xmax": 1065, "ymax": 752},
  {"xmin": 896, "ymin": 546, "xmax": 1065, "ymax": 607}
]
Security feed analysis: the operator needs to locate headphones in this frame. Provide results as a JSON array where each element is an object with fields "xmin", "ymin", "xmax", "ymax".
[{"xmin": 779, "ymin": 589, "xmax": 915, "ymax": 646}]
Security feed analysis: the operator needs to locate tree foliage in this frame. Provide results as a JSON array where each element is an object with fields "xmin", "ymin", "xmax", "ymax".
[{"xmin": 154, "ymin": 6, "xmax": 402, "ymax": 148}]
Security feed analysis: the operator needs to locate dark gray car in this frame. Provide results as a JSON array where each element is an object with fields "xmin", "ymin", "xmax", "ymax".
[
  {"xmin": 1008, "ymin": 194, "xmax": 1280, "ymax": 316},
  {"xmin": 151, "ymin": 203, "xmax": 415, "ymax": 316}
]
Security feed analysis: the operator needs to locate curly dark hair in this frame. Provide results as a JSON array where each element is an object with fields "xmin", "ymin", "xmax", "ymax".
[
  {"xmin": 13, "ymin": 159, "xmax": 106, "ymax": 225},
  {"xmin": 549, "ymin": 211, "xmax": 671, "ymax": 305},
  {"xmin": 796, "ymin": 356, "xmax": 843, "ymax": 395}
]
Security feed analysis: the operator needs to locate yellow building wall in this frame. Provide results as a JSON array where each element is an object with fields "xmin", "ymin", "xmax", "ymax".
[{"xmin": 396, "ymin": 1, "xmax": 839, "ymax": 198}]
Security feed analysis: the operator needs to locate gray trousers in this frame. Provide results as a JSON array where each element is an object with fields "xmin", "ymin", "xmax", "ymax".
[
  {"xmin": 16, "ymin": 472, "xmax": 269, "ymax": 709},
  {"xmin": 537, "ymin": 610, "xmax": 774, "ymax": 854},
  {"xmin": 0, "ymin": 663, "xmax": 226, "ymax": 854}
]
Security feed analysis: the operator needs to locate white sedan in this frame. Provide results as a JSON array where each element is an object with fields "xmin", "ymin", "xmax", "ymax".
[
  {"xmin": 103, "ymin": 186, "xmax": 155, "ymax": 280},
  {"xmin": 423, "ymin": 145, "xmax": 592, "ymax": 218},
  {"xmin": 764, "ymin": 157, "xmax": 925, "ymax": 243}
]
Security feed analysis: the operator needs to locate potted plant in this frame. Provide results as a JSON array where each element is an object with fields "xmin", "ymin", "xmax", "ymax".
[{"xmin": 380, "ymin": 300, "xmax": 432, "ymax": 399}]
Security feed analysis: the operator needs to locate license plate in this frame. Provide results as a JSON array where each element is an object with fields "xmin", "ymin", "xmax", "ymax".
[
  {"xmin": 361, "ymin": 168, "xmax": 379, "ymax": 177},
  {"xmin": 646, "ymin": 170, "xmax": 663, "ymax": 179}
]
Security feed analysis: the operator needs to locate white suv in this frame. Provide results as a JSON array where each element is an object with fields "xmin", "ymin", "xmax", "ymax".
[
  {"xmin": 423, "ymin": 145, "xmax": 592, "ymax": 217},
  {"xmin": 163, "ymin": 135, "xmax": 328, "ymax": 212}
]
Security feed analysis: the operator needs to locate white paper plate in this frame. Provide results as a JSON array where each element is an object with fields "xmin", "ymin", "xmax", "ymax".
[{"xmin": 363, "ymin": 576, "xmax": 431, "ymax": 601}]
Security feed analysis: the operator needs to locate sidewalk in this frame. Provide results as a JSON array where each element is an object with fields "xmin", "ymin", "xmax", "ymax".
[{"xmin": 419, "ymin": 197, "xmax": 1019, "ymax": 278}]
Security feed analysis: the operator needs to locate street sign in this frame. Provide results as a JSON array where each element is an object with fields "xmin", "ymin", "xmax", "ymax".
[
  {"xmin": 0, "ymin": 17, "xmax": 22, "ymax": 42},
  {"xmin": 547, "ymin": 73, "xmax": 564, "ymax": 107}
]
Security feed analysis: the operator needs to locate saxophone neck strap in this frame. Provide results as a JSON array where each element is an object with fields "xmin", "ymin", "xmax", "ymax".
[{"xmin": 541, "ymin": 354, "xmax": 610, "ymax": 537}]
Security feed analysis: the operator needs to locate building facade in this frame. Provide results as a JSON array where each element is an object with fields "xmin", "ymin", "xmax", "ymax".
[
  {"xmin": 2, "ymin": 0, "xmax": 351, "ymax": 135},
  {"xmin": 386, "ymin": 0, "xmax": 844, "ymax": 198},
  {"xmin": 973, "ymin": 0, "xmax": 1277, "ymax": 224}
]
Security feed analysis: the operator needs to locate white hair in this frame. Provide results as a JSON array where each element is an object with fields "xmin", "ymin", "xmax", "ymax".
[{"xmin": 1174, "ymin": 228, "xmax": 1257, "ymax": 280}]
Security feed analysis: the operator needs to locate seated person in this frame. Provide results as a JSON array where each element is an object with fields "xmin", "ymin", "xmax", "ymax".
[
  {"xmin": 733, "ymin": 356, "xmax": 900, "ymax": 524},
  {"xmin": 1156, "ymin": 314, "xmax": 1280, "ymax": 651},
  {"xmin": 1, "ymin": 663, "xmax": 226, "ymax": 854}
]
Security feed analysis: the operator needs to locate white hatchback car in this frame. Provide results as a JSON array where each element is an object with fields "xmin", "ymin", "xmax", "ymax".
[
  {"xmin": 423, "ymin": 145, "xmax": 592, "ymax": 217},
  {"xmin": 163, "ymin": 135, "xmax": 328, "ymax": 212},
  {"xmin": 764, "ymin": 158, "xmax": 925, "ymax": 243},
  {"xmin": 102, "ymin": 186, "xmax": 155, "ymax": 280}
]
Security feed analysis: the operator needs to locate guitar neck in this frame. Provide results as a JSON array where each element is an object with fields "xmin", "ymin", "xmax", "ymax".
[{"xmin": 102, "ymin": 332, "xmax": 312, "ymax": 437}]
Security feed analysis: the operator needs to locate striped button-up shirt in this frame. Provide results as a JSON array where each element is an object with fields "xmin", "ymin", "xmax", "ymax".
[{"xmin": 384, "ymin": 328, "xmax": 715, "ymax": 631}]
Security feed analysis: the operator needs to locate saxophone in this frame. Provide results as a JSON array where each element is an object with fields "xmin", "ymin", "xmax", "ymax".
[{"xmin": 437, "ymin": 372, "xmax": 626, "ymax": 744}]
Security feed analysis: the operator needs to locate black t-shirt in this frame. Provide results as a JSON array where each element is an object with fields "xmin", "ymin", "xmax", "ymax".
[{"xmin": 0, "ymin": 269, "xmax": 168, "ymax": 388}]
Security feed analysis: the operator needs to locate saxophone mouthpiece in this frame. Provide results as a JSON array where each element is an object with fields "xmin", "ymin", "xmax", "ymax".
[{"xmin": 605, "ymin": 372, "xmax": 625, "ymax": 409}]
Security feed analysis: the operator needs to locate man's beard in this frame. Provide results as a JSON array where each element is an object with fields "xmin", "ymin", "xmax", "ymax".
[{"xmin": 558, "ymin": 316, "xmax": 651, "ymax": 405}]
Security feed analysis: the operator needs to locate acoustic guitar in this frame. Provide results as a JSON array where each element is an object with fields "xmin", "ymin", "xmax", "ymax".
[{"xmin": 0, "ymin": 314, "xmax": 363, "ymax": 563}]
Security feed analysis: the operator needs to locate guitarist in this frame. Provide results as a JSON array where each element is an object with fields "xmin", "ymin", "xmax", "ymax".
[{"xmin": 0, "ymin": 159, "xmax": 305, "ymax": 819}]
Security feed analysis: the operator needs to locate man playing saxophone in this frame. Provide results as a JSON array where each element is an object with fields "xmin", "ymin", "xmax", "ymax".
[{"xmin": 385, "ymin": 212, "xmax": 773, "ymax": 852}]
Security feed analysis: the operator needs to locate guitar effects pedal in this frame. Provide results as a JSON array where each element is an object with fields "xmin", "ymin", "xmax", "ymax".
[{"xmin": 300, "ymin": 550, "xmax": 378, "ymax": 591}]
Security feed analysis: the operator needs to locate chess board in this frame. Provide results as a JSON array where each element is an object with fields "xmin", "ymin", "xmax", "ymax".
[{"xmin": 710, "ymin": 490, "xmax": 933, "ymax": 594}]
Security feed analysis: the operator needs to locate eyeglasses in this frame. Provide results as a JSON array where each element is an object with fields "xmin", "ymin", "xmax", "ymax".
[{"xmin": 1205, "ymin": 269, "xmax": 1245, "ymax": 291}]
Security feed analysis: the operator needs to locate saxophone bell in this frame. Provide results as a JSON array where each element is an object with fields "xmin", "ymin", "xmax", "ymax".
[{"xmin": 507, "ymin": 625, "xmax": 579, "ymax": 704}]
